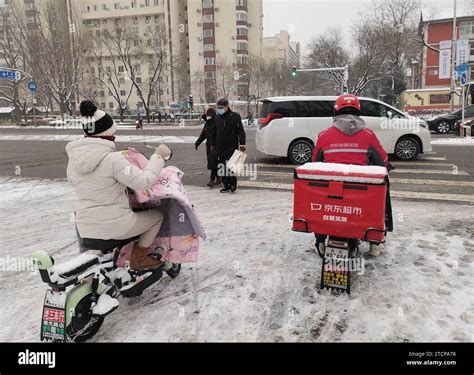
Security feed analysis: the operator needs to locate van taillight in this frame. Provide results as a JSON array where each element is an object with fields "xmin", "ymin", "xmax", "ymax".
[{"xmin": 261, "ymin": 113, "xmax": 283, "ymax": 127}]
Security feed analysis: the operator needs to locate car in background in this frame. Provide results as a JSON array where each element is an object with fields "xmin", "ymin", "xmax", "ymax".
[
  {"xmin": 256, "ymin": 96, "xmax": 432, "ymax": 164},
  {"xmin": 427, "ymin": 105, "xmax": 474, "ymax": 134}
]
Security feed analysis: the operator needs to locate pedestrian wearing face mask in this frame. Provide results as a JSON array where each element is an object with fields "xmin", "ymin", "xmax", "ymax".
[
  {"xmin": 208, "ymin": 99, "xmax": 246, "ymax": 193},
  {"xmin": 195, "ymin": 108, "xmax": 220, "ymax": 187}
]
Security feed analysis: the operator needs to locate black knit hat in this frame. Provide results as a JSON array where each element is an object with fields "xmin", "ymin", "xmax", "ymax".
[
  {"xmin": 80, "ymin": 100, "xmax": 116, "ymax": 136},
  {"xmin": 217, "ymin": 98, "xmax": 229, "ymax": 106}
]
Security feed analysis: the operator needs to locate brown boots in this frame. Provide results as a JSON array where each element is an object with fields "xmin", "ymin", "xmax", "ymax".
[{"xmin": 130, "ymin": 244, "xmax": 162, "ymax": 271}]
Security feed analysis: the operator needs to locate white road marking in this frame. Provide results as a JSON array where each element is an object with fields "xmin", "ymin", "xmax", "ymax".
[
  {"xmin": 237, "ymin": 181, "xmax": 474, "ymax": 203},
  {"xmin": 390, "ymin": 178, "xmax": 474, "ymax": 187},
  {"xmin": 0, "ymin": 134, "xmax": 198, "ymax": 144}
]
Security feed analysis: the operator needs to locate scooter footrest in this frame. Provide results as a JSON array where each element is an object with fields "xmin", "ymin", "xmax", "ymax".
[{"xmin": 120, "ymin": 267, "xmax": 163, "ymax": 298}]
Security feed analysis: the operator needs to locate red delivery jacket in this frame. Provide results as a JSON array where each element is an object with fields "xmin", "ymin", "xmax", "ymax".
[{"xmin": 312, "ymin": 115, "xmax": 388, "ymax": 166}]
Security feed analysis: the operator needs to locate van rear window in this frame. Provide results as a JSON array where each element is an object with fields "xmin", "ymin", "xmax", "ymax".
[{"xmin": 260, "ymin": 101, "xmax": 335, "ymax": 118}]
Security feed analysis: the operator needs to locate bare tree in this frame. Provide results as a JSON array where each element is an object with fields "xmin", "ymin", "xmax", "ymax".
[
  {"xmin": 306, "ymin": 28, "xmax": 350, "ymax": 90},
  {"xmin": 9, "ymin": 0, "xmax": 88, "ymax": 115},
  {"xmin": 215, "ymin": 57, "xmax": 236, "ymax": 100},
  {"xmin": 0, "ymin": 5, "xmax": 34, "ymax": 123},
  {"xmin": 103, "ymin": 19, "xmax": 169, "ymax": 122}
]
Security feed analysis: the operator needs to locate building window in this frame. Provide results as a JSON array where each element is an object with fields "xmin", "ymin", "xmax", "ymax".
[
  {"xmin": 102, "ymin": 4, "xmax": 107, "ymax": 10},
  {"xmin": 136, "ymin": 77, "xmax": 142, "ymax": 83},
  {"xmin": 205, "ymin": 71, "xmax": 216, "ymax": 79},
  {"xmin": 204, "ymin": 57, "xmax": 215, "ymax": 65},
  {"xmin": 155, "ymin": 15, "xmax": 160, "ymax": 22},
  {"xmin": 204, "ymin": 43, "xmax": 214, "ymax": 51},
  {"xmin": 203, "ymin": 0, "xmax": 213, "ymax": 8},
  {"xmin": 237, "ymin": 28, "xmax": 248, "ymax": 36},
  {"xmin": 428, "ymin": 68, "xmax": 438, "ymax": 76},
  {"xmin": 119, "ymin": 78, "xmax": 125, "ymax": 84},
  {"xmin": 145, "ymin": 0, "xmax": 150, "ymax": 6},
  {"xmin": 237, "ymin": 56, "xmax": 248, "ymax": 64},
  {"xmin": 119, "ymin": 66, "xmax": 125, "ymax": 73},
  {"xmin": 237, "ymin": 42, "xmax": 248, "ymax": 50},
  {"xmin": 114, "ymin": 3, "xmax": 120, "ymax": 9},
  {"xmin": 154, "ymin": 0, "xmax": 159, "ymax": 5},
  {"xmin": 460, "ymin": 21, "xmax": 474, "ymax": 37},
  {"xmin": 120, "ymin": 90, "xmax": 126, "ymax": 96},
  {"xmin": 106, "ymin": 66, "xmax": 111, "ymax": 73},
  {"xmin": 145, "ymin": 16, "xmax": 151, "ymax": 23},
  {"xmin": 131, "ymin": 1, "xmax": 137, "ymax": 8},
  {"xmin": 203, "ymin": 29, "xmax": 214, "ymax": 37},
  {"xmin": 203, "ymin": 15, "xmax": 214, "ymax": 23},
  {"xmin": 236, "ymin": 0, "xmax": 247, "ymax": 6},
  {"xmin": 109, "ymin": 102, "xmax": 114, "ymax": 109},
  {"xmin": 430, "ymin": 94, "xmax": 450, "ymax": 104},
  {"xmin": 236, "ymin": 13, "xmax": 247, "ymax": 21}
]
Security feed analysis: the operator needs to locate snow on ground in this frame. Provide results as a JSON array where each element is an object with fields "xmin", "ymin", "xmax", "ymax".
[
  {"xmin": 431, "ymin": 137, "xmax": 474, "ymax": 146},
  {"xmin": 0, "ymin": 177, "xmax": 472, "ymax": 342}
]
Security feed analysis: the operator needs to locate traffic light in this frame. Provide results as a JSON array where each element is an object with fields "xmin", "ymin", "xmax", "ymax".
[
  {"xmin": 291, "ymin": 66, "xmax": 298, "ymax": 78},
  {"xmin": 187, "ymin": 95, "xmax": 194, "ymax": 110}
]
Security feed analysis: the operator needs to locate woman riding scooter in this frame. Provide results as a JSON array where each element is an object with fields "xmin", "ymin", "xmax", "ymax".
[
  {"xmin": 311, "ymin": 94, "xmax": 394, "ymax": 257},
  {"xmin": 66, "ymin": 100, "xmax": 172, "ymax": 271}
]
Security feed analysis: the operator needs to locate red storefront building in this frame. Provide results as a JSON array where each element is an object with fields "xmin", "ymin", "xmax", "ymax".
[{"xmin": 402, "ymin": 16, "xmax": 474, "ymax": 111}]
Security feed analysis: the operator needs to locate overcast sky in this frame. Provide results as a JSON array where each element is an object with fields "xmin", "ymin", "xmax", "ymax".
[{"xmin": 262, "ymin": 0, "xmax": 473, "ymax": 57}]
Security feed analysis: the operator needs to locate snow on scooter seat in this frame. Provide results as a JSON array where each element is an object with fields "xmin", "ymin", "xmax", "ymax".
[{"xmin": 296, "ymin": 162, "xmax": 388, "ymax": 184}]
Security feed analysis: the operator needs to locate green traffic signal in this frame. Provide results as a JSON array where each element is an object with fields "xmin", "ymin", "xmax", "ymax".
[{"xmin": 291, "ymin": 66, "xmax": 298, "ymax": 78}]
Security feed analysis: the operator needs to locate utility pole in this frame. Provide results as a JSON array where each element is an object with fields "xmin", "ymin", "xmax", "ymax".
[{"xmin": 450, "ymin": 0, "xmax": 457, "ymax": 112}]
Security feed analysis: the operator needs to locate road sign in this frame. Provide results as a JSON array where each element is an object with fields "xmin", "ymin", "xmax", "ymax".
[
  {"xmin": 28, "ymin": 81, "xmax": 38, "ymax": 93},
  {"xmin": 460, "ymin": 71, "xmax": 468, "ymax": 86},
  {"xmin": 0, "ymin": 70, "xmax": 21, "ymax": 81}
]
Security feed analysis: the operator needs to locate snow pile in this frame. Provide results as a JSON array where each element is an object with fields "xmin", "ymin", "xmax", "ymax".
[
  {"xmin": 0, "ymin": 177, "xmax": 472, "ymax": 342},
  {"xmin": 92, "ymin": 294, "xmax": 120, "ymax": 316}
]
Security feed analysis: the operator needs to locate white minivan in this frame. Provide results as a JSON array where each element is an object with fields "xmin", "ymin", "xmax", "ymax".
[{"xmin": 256, "ymin": 96, "xmax": 432, "ymax": 164}]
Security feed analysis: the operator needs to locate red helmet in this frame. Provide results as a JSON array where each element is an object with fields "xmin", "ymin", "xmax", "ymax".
[{"xmin": 334, "ymin": 94, "xmax": 360, "ymax": 112}]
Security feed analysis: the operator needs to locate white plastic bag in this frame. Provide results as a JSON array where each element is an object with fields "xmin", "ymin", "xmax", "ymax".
[{"xmin": 227, "ymin": 150, "xmax": 247, "ymax": 174}]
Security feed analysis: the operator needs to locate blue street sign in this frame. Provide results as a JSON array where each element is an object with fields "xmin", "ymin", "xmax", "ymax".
[
  {"xmin": 455, "ymin": 63, "xmax": 469, "ymax": 74},
  {"xmin": 0, "ymin": 70, "xmax": 20, "ymax": 80},
  {"xmin": 28, "ymin": 81, "xmax": 38, "ymax": 93},
  {"xmin": 460, "ymin": 71, "xmax": 468, "ymax": 86}
]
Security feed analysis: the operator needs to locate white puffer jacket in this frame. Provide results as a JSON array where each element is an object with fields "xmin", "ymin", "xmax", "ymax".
[{"xmin": 66, "ymin": 137, "xmax": 164, "ymax": 239}]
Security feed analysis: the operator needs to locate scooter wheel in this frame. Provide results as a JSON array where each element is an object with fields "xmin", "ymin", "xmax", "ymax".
[
  {"xmin": 66, "ymin": 294, "xmax": 104, "ymax": 343},
  {"xmin": 166, "ymin": 263, "xmax": 181, "ymax": 279}
]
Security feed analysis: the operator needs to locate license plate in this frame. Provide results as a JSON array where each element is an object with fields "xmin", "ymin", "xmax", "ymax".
[
  {"xmin": 321, "ymin": 248, "xmax": 351, "ymax": 294},
  {"xmin": 41, "ymin": 290, "xmax": 67, "ymax": 342}
]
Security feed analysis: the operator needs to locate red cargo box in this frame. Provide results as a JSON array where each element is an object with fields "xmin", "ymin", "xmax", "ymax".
[{"xmin": 292, "ymin": 162, "xmax": 388, "ymax": 242}]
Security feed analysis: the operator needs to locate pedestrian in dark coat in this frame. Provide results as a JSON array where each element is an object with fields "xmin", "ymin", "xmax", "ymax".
[
  {"xmin": 208, "ymin": 98, "xmax": 246, "ymax": 193},
  {"xmin": 195, "ymin": 108, "xmax": 220, "ymax": 187}
]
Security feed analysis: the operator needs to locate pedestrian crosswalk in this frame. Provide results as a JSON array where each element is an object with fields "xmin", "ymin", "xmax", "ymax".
[
  {"xmin": 0, "ymin": 134, "xmax": 198, "ymax": 144},
  {"xmin": 237, "ymin": 156, "xmax": 474, "ymax": 204}
]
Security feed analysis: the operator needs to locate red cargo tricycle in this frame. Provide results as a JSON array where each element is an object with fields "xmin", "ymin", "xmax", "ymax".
[{"xmin": 292, "ymin": 162, "xmax": 389, "ymax": 294}]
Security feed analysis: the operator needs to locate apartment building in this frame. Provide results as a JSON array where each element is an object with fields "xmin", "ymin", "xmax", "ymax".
[
  {"xmin": 79, "ymin": 0, "xmax": 262, "ymax": 112},
  {"xmin": 263, "ymin": 30, "xmax": 300, "ymax": 68},
  {"xmin": 187, "ymin": 0, "xmax": 263, "ymax": 103}
]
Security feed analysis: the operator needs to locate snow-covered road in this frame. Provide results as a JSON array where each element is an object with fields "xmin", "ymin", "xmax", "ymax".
[{"xmin": 0, "ymin": 177, "xmax": 472, "ymax": 342}]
